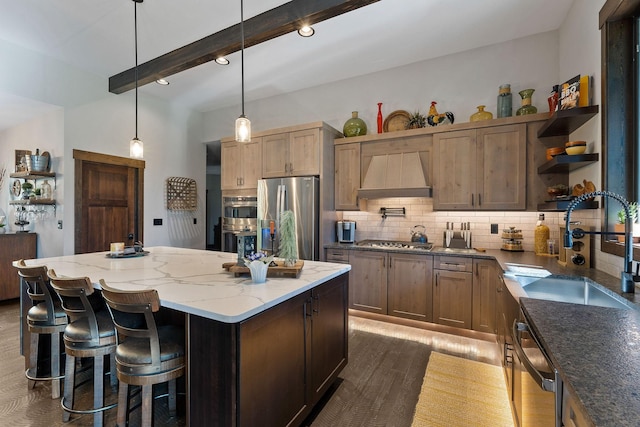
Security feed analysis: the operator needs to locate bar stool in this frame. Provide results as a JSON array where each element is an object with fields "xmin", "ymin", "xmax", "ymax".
[
  {"xmin": 99, "ymin": 280, "xmax": 185, "ymax": 427},
  {"xmin": 15, "ymin": 259, "xmax": 67, "ymax": 399},
  {"xmin": 48, "ymin": 270, "xmax": 117, "ymax": 427}
]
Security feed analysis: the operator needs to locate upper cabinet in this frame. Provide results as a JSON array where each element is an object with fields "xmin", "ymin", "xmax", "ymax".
[
  {"xmin": 433, "ymin": 124, "xmax": 526, "ymax": 210},
  {"xmin": 221, "ymin": 138, "xmax": 262, "ymax": 190},
  {"xmin": 334, "ymin": 143, "xmax": 361, "ymax": 211},
  {"xmin": 263, "ymin": 128, "xmax": 320, "ymax": 178}
]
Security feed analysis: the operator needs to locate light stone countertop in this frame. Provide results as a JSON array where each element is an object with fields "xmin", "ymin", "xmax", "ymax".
[{"xmin": 21, "ymin": 246, "xmax": 351, "ymax": 323}]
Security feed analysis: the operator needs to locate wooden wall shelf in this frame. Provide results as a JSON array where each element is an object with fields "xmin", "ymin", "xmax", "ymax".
[
  {"xmin": 538, "ymin": 153, "xmax": 599, "ymax": 174},
  {"xmin": 538, "ymin": 199, "xmax": 599, "ymax": 211},
  {"xmin": 537, "ymin": 105, "xmax": 599, "ymax": 138}
]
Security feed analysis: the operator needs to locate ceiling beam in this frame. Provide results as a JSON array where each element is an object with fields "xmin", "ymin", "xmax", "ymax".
[{"xmin": 109, "ymin": 0, "xmax": 380, "ymax": 94}]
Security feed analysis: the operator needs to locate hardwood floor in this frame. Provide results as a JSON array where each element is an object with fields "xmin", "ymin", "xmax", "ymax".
[{"xmin": 0, "ymin": 300, "xmax": 500, "ymax": 427}]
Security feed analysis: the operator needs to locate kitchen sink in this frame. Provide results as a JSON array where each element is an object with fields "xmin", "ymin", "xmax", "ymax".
[
  {"xmin": 509, "ymin": 275, "xmax": 635, "ymax": 310},
  {"xmin": 430, "ymin": 247, "xmax": 477, "ymax": 254}
]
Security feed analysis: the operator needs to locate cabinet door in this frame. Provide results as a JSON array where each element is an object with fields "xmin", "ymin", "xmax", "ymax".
[
  {"xmin": 472, "ymin": 259, "xmax": 497, "ymax": 333},
  {"xmin": 239, "ymin": 137, "xmax": 262, "ymax": 189},
  {"xmin": 349, "ymin": 250, "xmax": 387, "ymax": 314},
  {"xmin": 433, "ymin": 270, "xmax": 472, "ymax": 329},
  {"xmin": 433, "ymin": 130, "xmax": 477, "ymax": 210},
  {"xmin": 387, "ymin": 253, "xmax": 433, "ymax": 322},
  {"xmin": 335, "ymin": 143, "xmax": 361, "ymax": 210},
  {"xmin": 220, "ymin": 141, "xmax": 242, "ymax": 190},
  {"xmin": 309, "ymin": 274, "xmax": 348, "ymax": 404},
  {"xmin": 262, "ymin": 133, "xmax": 289, "ymax": 178},
  {"xmin": 1, "ymin": 233, "xmax": 36, "ymax": 300},
  {"xmin": 289, "ymin": 129, "xmax": 320, "ymax": 176},
  {"xmin": 325, "ymin": 247, "xmax": 349, "ymax": 264},
  {"xmin": 477, "ymin": 124, "xmax": 526, "ymax": 210},
  {"xmin": 239, "ymin": 291, "xmax": 309, "ymax": 427}
]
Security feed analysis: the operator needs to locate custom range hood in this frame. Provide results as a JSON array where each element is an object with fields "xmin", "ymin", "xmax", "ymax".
[{"xmin": 357, "ymin": 151, "xmax": 432, "ymax": 199}]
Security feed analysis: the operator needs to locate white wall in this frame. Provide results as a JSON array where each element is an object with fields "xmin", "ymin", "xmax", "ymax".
[
  {"xmin": 0, "ymin": 109, "xmax": 64, "ymax": 258},
  {"xmin": 203, "ymin": 31, "xmax": 561, "ymax": 142},
  {"xmin": 0, "ymin": 38, "xmax": 207, "ymax": 257}
]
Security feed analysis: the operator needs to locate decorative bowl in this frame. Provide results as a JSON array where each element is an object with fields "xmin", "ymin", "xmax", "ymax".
[
  {"xmin": 546, "ymin": 147, "xmax": 565, "ymax": 160},
  {"xmin": 565, "ymin": 145, "xmax": 587, "ymax": 155},
  {"xmin": 565, "ymin": 140, "xmax": 587, "ymax": 148}
]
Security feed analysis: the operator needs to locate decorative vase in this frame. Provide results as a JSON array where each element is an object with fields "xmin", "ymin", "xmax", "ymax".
[
  {"xmin": 377, "ymin": 103, "xmax": 383, "ymax": 134},
  {"xmin": 516, "ymin": 89, "xmax": 537, "ymax": 115},
  {"xmin": 247, "ymin": 261, "xmax": 269, "ymax": 284},
  {"xmin": 497, "ymin": 84, "xmax": 512, "ymax": 118},
  {"xmin": 0, "ymin": 226, "xmax": 5, "ymax": 234},
  {"xmin": 547, "ymin": 85, "xmax": 559, "ymax": 116},
  {"xmin": 41, "ymin": 180, "xmax": 52, "ymax": 200},
  {"xmin": 343, "ymin": 111, "xmax": 367, "ymax": 137},
  {"xmin": 470, "ymin": 105, "xmax": 493, "ymax": 122}
]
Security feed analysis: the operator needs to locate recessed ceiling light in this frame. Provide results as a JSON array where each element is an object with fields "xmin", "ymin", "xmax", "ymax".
[
  {"xmin": 215, "ymin": 57, "xmax": 230, "ymax": 65},
  {"xmin": 298, "ymin": 25, "xmax": 314, "ymax": 37},
  {"xmin": 155, "ymin": 78, "xmax": 169, "ymax": 85}
]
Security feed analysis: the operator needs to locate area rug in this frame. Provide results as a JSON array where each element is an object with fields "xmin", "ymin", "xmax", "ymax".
[{"xmin": 411, "ymin": 352, "xmax": 514, "ymax": 427}]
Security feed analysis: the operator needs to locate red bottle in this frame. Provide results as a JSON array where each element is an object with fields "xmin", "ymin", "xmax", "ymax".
[{"xmin": 377, "ymin": 103, "xmax": 383, "ymax": 133}]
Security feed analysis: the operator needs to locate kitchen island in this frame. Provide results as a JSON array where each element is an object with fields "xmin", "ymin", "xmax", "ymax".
[{"xmin": 19, "ymin": 247, "xmax": 351, "ymax": 427}]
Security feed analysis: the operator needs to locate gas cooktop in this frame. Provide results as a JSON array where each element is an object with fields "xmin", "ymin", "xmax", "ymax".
[{"xmin": 356, "ymin": 240, "xmax": 433, "ymax": 251}]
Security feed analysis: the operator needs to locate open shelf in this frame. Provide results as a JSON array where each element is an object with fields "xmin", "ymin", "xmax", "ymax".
[
  {"xmin": 538, "ymin": 153, "xmax": 599, "ymax": 174},
  {"xmin": 9, "ymin": 199, "xmax": 56, "ymax": 206},
  {"xmin": 537, "ymin": 105, "xmax": 599, "ymax": 138},
  {"xmin": 537, "ymin": 199, "xmax": 599, "ymax": 212},
  {"xmin": 10, "ymin": 171, "xmax": 55, "ymax": 179}
]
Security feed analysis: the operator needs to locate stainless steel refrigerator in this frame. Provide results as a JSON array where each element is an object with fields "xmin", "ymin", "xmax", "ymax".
[{"xmin": 257, "ymin": 176, "xmax": 320, "ymax": 261}]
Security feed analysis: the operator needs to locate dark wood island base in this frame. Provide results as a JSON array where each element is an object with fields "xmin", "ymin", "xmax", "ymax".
[{"xmin": 187, "ymin": 273, "xmax": 348, "ymax": 427}]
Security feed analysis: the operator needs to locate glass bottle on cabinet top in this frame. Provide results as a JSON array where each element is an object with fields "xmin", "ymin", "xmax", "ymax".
[
  {"xmin": 497, "ymin": 84, "xmax": 512, "ymax": 118},
  {"xmin": 516, "ymin": 89, "xmax": 538, "ymax": 115}
]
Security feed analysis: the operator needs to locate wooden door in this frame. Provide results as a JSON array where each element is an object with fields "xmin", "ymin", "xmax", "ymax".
[
  {"xmin": 289, "ymin": 129, "xmax": 319, "ymax": 176},
  {"xmin": 262, "ymin": 133, "xmax": 289, "ymax": 178},
  {"xmin": 433, "ymin": 270, "xmax": 473, "ymax": 329},
  {"xmin": 477, "ymin": 124, "xmax": 526, "ymax": 210},
  {"xmin": 334, "ymin": 143, "xmax": 361, "ymax": 210},
  {"xmin": 472, "ymin": 259, "xmax": 498, "ymax": 333},
  {"xmin": 74, "ymin": 150, "xmax": 144, "ymax": 254},
  {"xmin": 348, "ymin": 250, "xmax": 387, "ymax": 314},
  {"xmin": 432, "ymin": 130, "xmax": 477, "ymax": 210},
  {"xmin": 387, "ymin": 253, "xmax": 433, "ymax": 322}
]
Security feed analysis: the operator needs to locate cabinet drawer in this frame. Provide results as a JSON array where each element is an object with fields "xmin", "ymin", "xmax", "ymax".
[
  {"xmin": 433, "ymin": 256, "xmax": 473, "ymax": 272},
  {"xmin": 325, "ymin": 249, "xmax": 349, "ymax": 264}
]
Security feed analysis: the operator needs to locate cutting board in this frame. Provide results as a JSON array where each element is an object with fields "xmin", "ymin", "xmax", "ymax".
[{"xmin": 222, "ymin": 260, "xmax": 304, "ymax": 278}]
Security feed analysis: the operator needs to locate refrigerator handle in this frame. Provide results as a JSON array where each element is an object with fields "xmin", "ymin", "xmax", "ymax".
[{"xmin": 276, "ymin": 184, "xmax": 283, "ymax": 227}]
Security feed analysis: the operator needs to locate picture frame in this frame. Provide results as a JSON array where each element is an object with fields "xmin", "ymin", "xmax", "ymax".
[{"xmin": 14, "ymin": 149, "xmax": 31, "ymax": 173}]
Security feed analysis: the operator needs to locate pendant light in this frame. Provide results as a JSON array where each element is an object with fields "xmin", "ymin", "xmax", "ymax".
[
  {"xmin": 129, "ymin": 0, "xmax": 144, "ymax": 158},
  {"xmin": 235, "ymin": 0, "xmax": 251, "ymax": 142}
]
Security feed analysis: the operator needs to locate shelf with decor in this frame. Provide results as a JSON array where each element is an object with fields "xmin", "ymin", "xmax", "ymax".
[
  {"xmin": 537, "ymin": 153, "xmax": 599, "ymax": 174},
  {"xmin": 9, "ymin": 199, "xmax": 56, "ymax": 206},
  {"xmin": 8, "ymin": 172, "xmax": 56, "ymax": 208},
  {"xmin": 537, "ymin": 105, "xmax": 599, "ymax": 138},
  {"xmin": 537, "ymin": 199, "xmax": 599, "ymax": 212}
]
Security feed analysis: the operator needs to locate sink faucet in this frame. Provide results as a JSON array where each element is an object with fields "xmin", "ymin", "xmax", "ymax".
[{"xmin": 564, "ymin": 191, "xmax": 635, "ymax": 293}]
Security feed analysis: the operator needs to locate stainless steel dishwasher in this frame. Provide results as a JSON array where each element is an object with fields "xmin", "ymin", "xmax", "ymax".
[{"xmin": 512, "ymin": 306, "xmax": 563, "ymax": 427}]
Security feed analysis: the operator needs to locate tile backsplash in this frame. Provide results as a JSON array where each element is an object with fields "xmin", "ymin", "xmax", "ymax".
[{"xmin": 341, "ymin": 197, "xmax": 600, "ymax": 253}]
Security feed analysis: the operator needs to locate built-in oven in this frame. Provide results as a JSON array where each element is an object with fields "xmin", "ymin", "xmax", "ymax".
[
  {"xmin": 512, "ymin": 306, "xmax": 563, "ymax": 427},
  {"xmin": 222, "ymin": 196, "xmax": 257, "ymax": 253}
]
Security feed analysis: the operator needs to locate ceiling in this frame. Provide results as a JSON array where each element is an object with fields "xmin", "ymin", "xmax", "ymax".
[{"xmin": 0, "ymin": 0, "xmax": 575, "ymax": 132}]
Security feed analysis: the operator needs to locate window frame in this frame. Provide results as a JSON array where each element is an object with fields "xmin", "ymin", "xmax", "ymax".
[{"xmin": 600, "ymin": 0, "xmax": 640, "ymax": 259}]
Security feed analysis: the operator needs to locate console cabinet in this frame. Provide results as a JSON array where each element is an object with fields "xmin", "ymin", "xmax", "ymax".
[{"xmin": 0, "ymin": 232, "xmax": 36, "ymax": 300}]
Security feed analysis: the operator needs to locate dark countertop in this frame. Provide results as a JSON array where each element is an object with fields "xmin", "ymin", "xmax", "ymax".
[
  {"xmin": 326, "ymin": 242, "xmax": 640, "ymax": 425},
  {"xmin": 521, "ymin": 298, "xmax": 640, "ymax": 426}
]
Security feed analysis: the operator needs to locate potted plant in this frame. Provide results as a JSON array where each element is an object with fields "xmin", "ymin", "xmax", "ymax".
[
  {"xmin": 406, "ymin": 111, "xmax": 426, "ymax": 129},
  {"xmin": 615, "ymin": 202, "xmax": 638, "ymax": 243},
  {"xmin": 21, "ymin": 181, "xmax": 33, "ymax": 199}
]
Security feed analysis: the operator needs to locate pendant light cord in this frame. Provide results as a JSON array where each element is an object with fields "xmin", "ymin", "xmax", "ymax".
[
  {"xmin": 240, "ymin": 0, "xmax": 245, "ymax": 117},
  {"xmin": 134, "ymin": 1, "xmax": 139, "ymax": 138}
]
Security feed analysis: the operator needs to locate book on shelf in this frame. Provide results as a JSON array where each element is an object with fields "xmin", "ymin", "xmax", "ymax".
[{"xmin": 559, "ymin": 74, "xmax": 580, "ymax": 110}]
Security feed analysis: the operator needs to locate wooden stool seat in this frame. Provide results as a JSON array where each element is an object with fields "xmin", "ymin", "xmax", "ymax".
[
  {"xmin": 15, "ymin": 260, "xmax": 67, "ymax": 399},
  {"xmin": 100, "ymin": 280, "xmax": 185, "ymax": 427},
  {"xmin": 48, "ymin": 270, "xmax": 118, "ymax": 427}
]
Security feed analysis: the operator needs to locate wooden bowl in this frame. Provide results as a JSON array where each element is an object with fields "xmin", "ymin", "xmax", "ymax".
[
  {"xmin": 546, "ymin": 146, "xmax": 565, "ymax": 160},
  {"xmin": 565, "ymin": 140, "xmax": 587, "ymax": 148},
  {"xmin": 565, "ymin": 145, "xmax": 586, "ymax": 155}
]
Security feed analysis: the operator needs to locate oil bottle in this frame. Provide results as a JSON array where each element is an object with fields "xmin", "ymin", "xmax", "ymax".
[{"xmin": 534, "ymin": 213, "xmax": 550, "ymax": 255}]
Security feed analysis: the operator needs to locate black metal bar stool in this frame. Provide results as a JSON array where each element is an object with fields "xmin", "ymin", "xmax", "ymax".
[
  {"xmin": 15, "ymin": 259, "xmax": 67, "ymax": 399},
  {"xmin": 47, "ymin": 270, "xmax": 118, "ymax": 427},
  {"xmin": 99, "ymin": 280, "xmax": 185, "ymax": 427}
]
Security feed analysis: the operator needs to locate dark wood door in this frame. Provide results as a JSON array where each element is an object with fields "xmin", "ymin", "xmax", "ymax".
[{"xmin": 73, "ymin": 150, "xmax": 144, "ymax": 254}]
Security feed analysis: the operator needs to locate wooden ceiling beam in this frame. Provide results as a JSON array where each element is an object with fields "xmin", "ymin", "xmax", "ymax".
[{"xmin": 109, "ymin": 0, "xmax": 380, "ymax": 94}]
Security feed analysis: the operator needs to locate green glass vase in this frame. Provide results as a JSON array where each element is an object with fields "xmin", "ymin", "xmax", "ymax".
[
  {"xmin": 343, "ymin": 111, "xmax": 367, "ymax": 137},
  {"xmin": 516, "ymin": 89, "xmax": 537, "ymax": 115}
]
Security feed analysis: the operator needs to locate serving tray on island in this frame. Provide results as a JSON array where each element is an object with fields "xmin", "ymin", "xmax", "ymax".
[
  {"xmin": 222, "ymin": 260, "xmax": 304, "ymax": 278},
  {"xmin": 105, "ymin": 250, "xmax": 149, "ymax": 258}
]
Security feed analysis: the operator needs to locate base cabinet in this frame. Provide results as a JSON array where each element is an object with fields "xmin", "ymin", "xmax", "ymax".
[
  {"xmin": 188, "ymin": 274, "xmax": 348, "ymax": 427},
  {"xmin": 1, "ymin": 232, "xmax": 36, "ymax": 300},
  {"xmin": 472, "ymin": 259, "xmax": 498, "ymax": 333},
  {"xmin": 349, "ymin": 250, "xmax": 387, "ymax": 314},
  {"xmin": 387, "ymin": 253, "xmax": 433, "ymax": 322},
  {"xmin": 433, "ymin": 269, "xmax": 473, "ymax": 329}
]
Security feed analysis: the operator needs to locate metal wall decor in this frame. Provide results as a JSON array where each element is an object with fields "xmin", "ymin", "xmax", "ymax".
[{"xmin": 166, "ymin": 177, "xmax": 197, "ymax": 211}]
